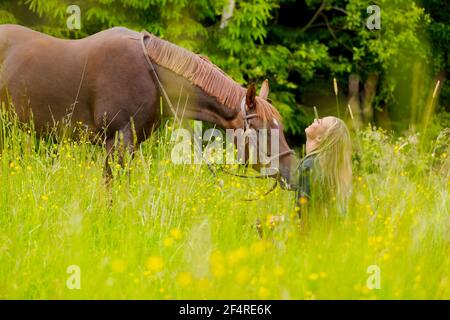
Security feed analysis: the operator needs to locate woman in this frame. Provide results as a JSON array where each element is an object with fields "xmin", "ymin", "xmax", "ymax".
[
  {"xmin": 296, "ymin": 116, "xmax": 353, "ymax": 215},
  {"xmin": 257, "ymin": 116, "xmax": 352, "ymax": 238}
]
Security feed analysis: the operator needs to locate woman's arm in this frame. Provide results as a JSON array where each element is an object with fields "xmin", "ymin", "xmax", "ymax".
[{"xmin": 296, "ymin": 157, "xmax": 314, "ymax": 201}]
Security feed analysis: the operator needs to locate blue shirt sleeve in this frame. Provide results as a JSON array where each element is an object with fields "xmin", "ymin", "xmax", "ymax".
[{"xmin": 296, "ymin": 156, "xmax": 314, "ymax": 201}]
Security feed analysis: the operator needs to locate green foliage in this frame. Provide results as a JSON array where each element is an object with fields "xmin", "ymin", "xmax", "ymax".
[
  {"xmin": 0, "ymin": 10, "xmax": 16, "ymax": 24},
  {"xmin": 0, "ymin": 0, "xmax": 449, "ymax": 137},
  {"xmin": 217, "ymin": 0, "xmax": 277, "ymax": 52}
]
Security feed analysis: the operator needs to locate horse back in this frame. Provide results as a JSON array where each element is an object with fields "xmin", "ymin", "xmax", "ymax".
[{"xmin": 0, "ymin": 25, "xmax": 156, "ymax": 138}]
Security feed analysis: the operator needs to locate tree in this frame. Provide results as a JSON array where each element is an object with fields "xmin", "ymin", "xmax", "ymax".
[{"xmin": 0, "ymin": 0, "xmax": 448, "ymax": 140}]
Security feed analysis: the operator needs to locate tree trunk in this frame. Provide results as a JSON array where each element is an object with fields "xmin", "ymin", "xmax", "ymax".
[
  {"xmin": 347, "ymin": 73, "xmax": 363, "ymax": 129},
  {"xmin": 361, "ymin": 73, "xmax": 378, "ymax": 123},
  {"xmin": 375, "ymin": 105, "xmax": 392, "ymax": 130},
  {"xmin": 220, "ymin": 0, "xmax": 235, "ymax": 29}
]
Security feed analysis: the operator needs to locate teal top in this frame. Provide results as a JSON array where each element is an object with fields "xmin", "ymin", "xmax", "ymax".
[{"xmin": 296, "ymin": 154, "xmax": 316, "ymax": 201}]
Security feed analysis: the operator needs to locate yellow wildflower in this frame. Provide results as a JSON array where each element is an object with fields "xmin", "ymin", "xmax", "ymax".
[
  {"xmin": 146, "ymin": 256, "xmax": 164, "ymax": 273},
  {"xmin": 308, "ymin": 273, "xmax": 319, "ymax": 281},
  {"xmin": 259, "ymin": 287, "xmax": 270, "ymax": 299},
  {"xmin": 111, "ymin": 259, "xmax": 127, "ymax": 273},
  {"xmin": 163, "ymin": 237, "xmax": 174, "ymax": 247},
  {"xmin": 210, "ymin": 250, "xmax": 225, "ymax": 278},
  {"xmin": 170, "ymin": 228, "xmax": 182, "ymax": 240},
  {"xmin": 274, "ymin": 266, "xmax": 285, "ymax": 277},
  {"xmin": 177, "ymin": 272, "xmax": 193, "ymax": 287}
]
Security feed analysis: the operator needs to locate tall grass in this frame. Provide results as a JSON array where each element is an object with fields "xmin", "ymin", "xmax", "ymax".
[{"xmin": 0, "ymin": 102, "xmax": 448, "ymax": 299}]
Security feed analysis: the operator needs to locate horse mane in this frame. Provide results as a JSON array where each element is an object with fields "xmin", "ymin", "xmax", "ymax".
[{"xmin": 143, "ymin": 33, "xmax": 281, "ymax": 122}]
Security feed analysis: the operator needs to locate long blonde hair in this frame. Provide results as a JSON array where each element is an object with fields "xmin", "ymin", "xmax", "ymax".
[{"xmin": 307, "ymin": 117, "xmax": 353, "ymax": 208}]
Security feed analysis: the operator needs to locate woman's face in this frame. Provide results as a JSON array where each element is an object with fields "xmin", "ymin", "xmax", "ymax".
[{"xmin": 305, "ymin": 116, "xmax": 335, "ymax": 140}]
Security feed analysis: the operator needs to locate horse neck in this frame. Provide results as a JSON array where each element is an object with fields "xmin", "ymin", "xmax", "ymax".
[{"xmin": 156, "ymin": 65, "xmax": 243, "ymax": 129}]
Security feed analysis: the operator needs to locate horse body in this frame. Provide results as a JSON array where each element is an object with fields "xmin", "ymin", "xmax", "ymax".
[
  {"xmin": 0, "ymin": 25, "xmax": 296, "ymax": 187},
  {"xmin": 0, "ymin": 25, "xmax": 160, "ymax": 142}
]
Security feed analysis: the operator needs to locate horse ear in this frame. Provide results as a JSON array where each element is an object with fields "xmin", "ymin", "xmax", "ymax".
[
  {"xmin": 259, "ymin": 79, "xmax": 270, "ymax": 100},
  {"xmin": 246, "ymin": 83, "xmax": 257, "ymax": 109}
]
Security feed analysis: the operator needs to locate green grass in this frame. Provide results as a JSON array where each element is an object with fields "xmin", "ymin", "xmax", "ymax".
[{"xmin": 0, "ymin": 107, "xmax": 449, "ymax": 299}]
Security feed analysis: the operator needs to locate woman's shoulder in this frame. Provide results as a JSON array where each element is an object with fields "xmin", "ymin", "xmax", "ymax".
[{"xmin": 300, "ymin": 154, "xmax": 316, "ymax": 170}]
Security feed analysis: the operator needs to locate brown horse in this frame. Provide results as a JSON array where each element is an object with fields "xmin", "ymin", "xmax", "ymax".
[{"xmin": 0, "ymin": 24, "xmax": 297, "ymax": 188}]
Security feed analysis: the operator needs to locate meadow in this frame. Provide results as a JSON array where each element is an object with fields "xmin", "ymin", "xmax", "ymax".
[{"xmin": 0, "ymin": 104, "xmax": 449, "ymax": 299}]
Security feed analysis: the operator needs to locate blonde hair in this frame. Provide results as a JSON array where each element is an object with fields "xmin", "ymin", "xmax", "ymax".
[{"xmin": 307, "ymin": 117, "xmax": 353, "ymax": 209}]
